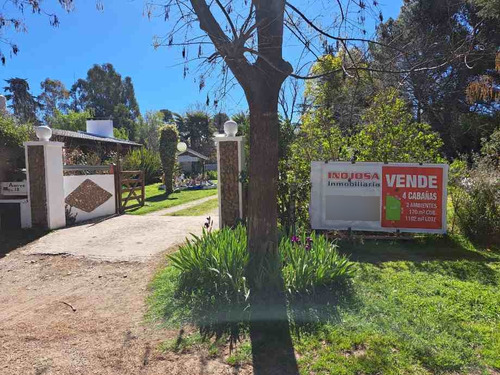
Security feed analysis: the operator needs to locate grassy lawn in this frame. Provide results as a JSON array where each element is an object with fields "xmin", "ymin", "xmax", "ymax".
[
  {"xmin": 166, "ymin": 198, "xmax": 218, "ymax": 217},
  {"xmin": 148, "ymin": 233, "xmax": 500, "ymax": 374},
  {"xmin": 126, "ymin": 183, "xmax": 217, "ymax": 215},
  {"xmin": 293, "ymin": 236, "xmax": 500, "ymax": 374}
]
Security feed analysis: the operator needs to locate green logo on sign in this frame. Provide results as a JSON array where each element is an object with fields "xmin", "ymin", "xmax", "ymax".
[{"xmin": 385, "ymin": 195, "xmax": 401, "ymax": 221}]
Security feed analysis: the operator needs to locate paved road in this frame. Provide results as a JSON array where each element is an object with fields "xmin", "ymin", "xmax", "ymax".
[{"xmin": 23, "ymin": 212, "xmax": 219, "ymax": 262}]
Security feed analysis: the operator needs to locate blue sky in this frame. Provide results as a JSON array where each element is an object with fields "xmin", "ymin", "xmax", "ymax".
[{"xmin": 0, "ymin": 0, "xmax": 402, "ymax": 117}]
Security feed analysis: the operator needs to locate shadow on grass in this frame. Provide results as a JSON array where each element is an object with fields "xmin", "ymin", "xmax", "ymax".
[
  {"xmin": 125, "ymin": 192, "xmax": 180, "ymax": 213},
  {"xmin": 338, "ymin": 235, "xmax": 495, "ymax": 263},
  {"xmin": 184, "ymin": 284, "xmax": 354, "ymax": 374},
  {"xmin": 339, "ymin": 235, "xmax": 499, "ymax": 285},
  {"xmin": 0, "ymin": 228, "xmax": 48, "ymax": 258}
]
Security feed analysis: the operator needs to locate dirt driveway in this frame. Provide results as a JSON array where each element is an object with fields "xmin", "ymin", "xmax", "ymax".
[
  {"xmin": 22, "ymin": 214, "xmax": 219, "ymax": 262},
  {"xmin": 0, "ymin": 211, "xmax": 250, "ymax": 375}
]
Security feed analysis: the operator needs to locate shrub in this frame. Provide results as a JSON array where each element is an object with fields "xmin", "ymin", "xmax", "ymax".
[
  {"xmin": 168, "ymin": 225, "xmax": 250, "ymax": 338},
  {"xmin": 0, "ymin": 113, "xmax": 33, "ymax": 148},
  {"xmin": 155, "ymin": 226, "xmax": 354, "ymax": 338},
  {"xmin": 159, "ymin": 125, "xmax": 179, "ymax": 194},
  {"xmin": 206, "ymin": 170, "xmax": 217, "ymax": 180},
  {"xmin": 451, "ymin": 157, "xmax": 499, "ymax": 246},
  {"xmin": 280, "ymin": 232, "xmax": 355, "ymax": 295},
  {"xmin": 122, "ymin": 148, "xmax": 162, "ymax": 185}
]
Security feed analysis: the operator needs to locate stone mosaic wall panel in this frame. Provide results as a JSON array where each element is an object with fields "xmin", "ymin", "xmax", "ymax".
[
  {"xmin": 63, "ymin": 175, "xmax": 116, "ymax": 223},
  {"xmin": 65, "ymin": 179, "xmax": 112, "ymax": 213},
  {"xmin": 219, "ymin": 141, "xmax": 240, "ymax": 227},
  {"xmin": 27, "ymin": 145, "xmax": 47, "ymax": 228}
]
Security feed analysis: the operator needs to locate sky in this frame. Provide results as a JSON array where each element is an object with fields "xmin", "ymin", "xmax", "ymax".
[{"xmin": 0, "ymin": 0, "xmax": 403, "ymax": 117}]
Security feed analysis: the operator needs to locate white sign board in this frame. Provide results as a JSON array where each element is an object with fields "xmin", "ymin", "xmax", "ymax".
[
  {"xmin": 310, "ymin": 162, "xmax": 449, "ymax": 234},
  {"xmin": 1, "ymin": 181, "xmax": 27, "ymax": 196}
]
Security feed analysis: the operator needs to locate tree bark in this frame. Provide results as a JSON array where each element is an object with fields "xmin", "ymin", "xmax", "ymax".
[{"xmin": 247, "ymin": 86, "xmax": 281, "ymax": 255}]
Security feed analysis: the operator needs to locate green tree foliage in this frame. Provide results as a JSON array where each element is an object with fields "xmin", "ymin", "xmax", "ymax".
[
  {"xmin": 374, "ymin": 0, "xmax": 498, "ymax": 156},
  {"xmin": 480, "ymin": 127, "xmax": 500, "ymax": 167},
  {"xmin": 136, "ymin": 111, "xmax": 165, "ymax": 152},
  {"xmin": 470, "ymin": 0, "xmax": 500, "ymax": 21},
  {"xmin": 159, "ymin": 109, "xmax": 174, "ymax": 123},
  {"xmin": 0, "ymin": 113, "xmax": 33, "ymax": 178},
  {"xmin": 212, "ymin": 112, "xmax": 229, "ymax": 134},
  {"xmin": 38, "ymin": 78, "xmax": 70, "ymax": 122},
  {"xmin": 159, "ymin": 125, "xmax": 179, "ymax": 195},
  {"xmin": 284, "ymin": 89, "xmax": 444, "ymax": 227},
  {"xmin": 71, "ymin": 63, "xmax": 140, "ymax": 139},
  {"xmin": 3, "ymin": 78, "xmax": 42, "ymax": 123},
  {"xmin": 285, "ymin": 110, "xmax": 347, "ymax": 227},
  {"xmin": 113, "ymin": 127, "xmax": 129, "ymax": 140},
  {"xmin": 123, "ymin": 148, "xmax": 162, "ymax": 185},
  {"xmin": 175, "ymin": 110, "xmax": 216, "ymax": 158},
  {"xmin": 48, "ymin": 109, "xmax": 93, "ymax": 132},
  {"xmin": 112, "ymin": 103, "xmax": 137, "ymax": 140},
  {"xmin": 0, "ymin": 113, "xmax": 33, "ymax": 148},
  {"xmin": 304, "ymin": 52, "xmax": 377, "ymax": 135},
  {"xmin": 351, "ymin": 89, "xmax": 444, "ymax": 163}
]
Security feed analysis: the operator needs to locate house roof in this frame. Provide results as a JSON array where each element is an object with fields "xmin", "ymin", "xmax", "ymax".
[
  {"xmin": 179, "ymin": 148, "xmax": 210, "ymax": 161},
  {"xmin": 51, "ymin": 129, "xmax": 142, "ymax": 147}
]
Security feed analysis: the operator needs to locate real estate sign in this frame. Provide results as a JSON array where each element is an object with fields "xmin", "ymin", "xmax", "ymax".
[{"xmin": 310, "ymin": 162, "xmax": 448, "ymax": 233}]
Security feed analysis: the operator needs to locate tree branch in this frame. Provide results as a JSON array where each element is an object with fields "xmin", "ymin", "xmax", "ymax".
[{"xmin": 285, "ymin": 1, "xmax": 406, "ymax": 55}]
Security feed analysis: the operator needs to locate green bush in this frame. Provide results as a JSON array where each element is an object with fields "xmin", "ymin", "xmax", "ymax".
[
  {"xmin": 0, "ymin": 113, "xmax": 33, "ymax": 148},
  {"xmin": 206, "ymin": 170, "xmax": 217, "ymax": 180},
  {"xmin": 280, "ymin": 232, "xmax": 355, "ymax": 295},
  {"xmin": 168, "ymin": 225, "xmax": 250, "ymax": 338},
  {"xmin": 351, "ymin": 88, "xmax": 444, "ymax": 163},
  {"xmin": 451, "ymin": 157, "xmax": 499, "ymax": 246},
  {"xmin": 159, "ymin": 125, "xmax": 179, "ymax": 194},
  {"xmin": 153, "ymin": 226, "xmax": 354, "ymax": 337},
  {"xmin": 122, "ymin": 148, "xmax": 162, "ymax": 185}
]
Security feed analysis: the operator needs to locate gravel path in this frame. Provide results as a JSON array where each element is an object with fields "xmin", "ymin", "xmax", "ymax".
[{"xmin": 22, "ymin": 214, "xmax": 219, "ymax": 262}]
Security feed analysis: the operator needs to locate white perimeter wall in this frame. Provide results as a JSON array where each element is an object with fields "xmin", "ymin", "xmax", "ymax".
[{"xmin": 64, "ymin": 175, "xmax": 115, "ymax": 223}]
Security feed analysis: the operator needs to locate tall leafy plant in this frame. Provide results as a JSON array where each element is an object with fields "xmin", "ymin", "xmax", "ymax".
[
  {"xmin": 159, "ymin": 125, "xmax": 178, "ymax": 195},
  {"xmin": 123, "ymin": 148, "xmax": 162, "ymax": 185},
  {"xmin": 351, "ymin": 88, "xmax": 444, "ymax": 163}
]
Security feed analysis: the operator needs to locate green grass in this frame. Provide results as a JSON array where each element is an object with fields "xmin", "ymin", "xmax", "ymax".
[
  {"xmin": 294, "ymin": 236, "xmax": 500, "ymax": 375},
  {"xmin": 125, "ymin": 183, "xmax": 217, "ymax": 215},
  {"xmin": 147, "ymin": 232, "xmax": 500, "ymax": 374},
  {"xmin": 226, "ymin": 342, "xmax": 252, "ymax": 366},
  {"xmin": 166, "ymin": 198, "xmax": 218, "ymax": 216}
]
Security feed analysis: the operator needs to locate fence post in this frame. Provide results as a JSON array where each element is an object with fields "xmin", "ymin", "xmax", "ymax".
[{"xmin": 140, "ymin": 171, "xmax": 145, "ymax": 207}]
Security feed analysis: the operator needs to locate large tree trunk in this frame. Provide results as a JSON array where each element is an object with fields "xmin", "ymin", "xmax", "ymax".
[
  {"xmin": 245, "ymin": 82, "xmax": 299, "ymax": 375},
  {"xmin": 247, "ymin": 87, "xmax": 280, "ymax": 255}
]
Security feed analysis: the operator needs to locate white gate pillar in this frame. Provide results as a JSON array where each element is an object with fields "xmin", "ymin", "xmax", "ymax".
[
  {"xmin": 24, "ymin": 127, "xmax": 65, "ymax": 229},
  {"xmin": 214, "ymin": 122, "xmax": 245, "ymax": 228}
]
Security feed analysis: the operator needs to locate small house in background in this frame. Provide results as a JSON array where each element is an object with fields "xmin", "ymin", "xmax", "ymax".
[
  {"xmin": 51, "ymin": 120, "xmax": 142, "ymax": 157},
  {"xmin": 178, "ymin": 148, "xmax": 210, "ymax": 174}
]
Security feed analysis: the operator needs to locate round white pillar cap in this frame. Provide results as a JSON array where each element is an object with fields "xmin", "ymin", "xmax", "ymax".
[
  {"xmin": 223, "ymin": 120, "xmax": 238, "ymax": 137},
  {"xmin": 35, "ymin": 126, "xmax": 52, "ymax": 141}
]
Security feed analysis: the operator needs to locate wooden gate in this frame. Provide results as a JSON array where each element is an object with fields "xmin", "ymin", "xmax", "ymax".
[{"xmin": 115, "ymin": 168, "xmax": 145, "ymax": 213}]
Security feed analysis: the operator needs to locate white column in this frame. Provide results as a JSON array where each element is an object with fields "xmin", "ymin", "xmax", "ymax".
[{"xmin": 24, "ymin": 140, "xmax": 66, "ymax": 230}]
